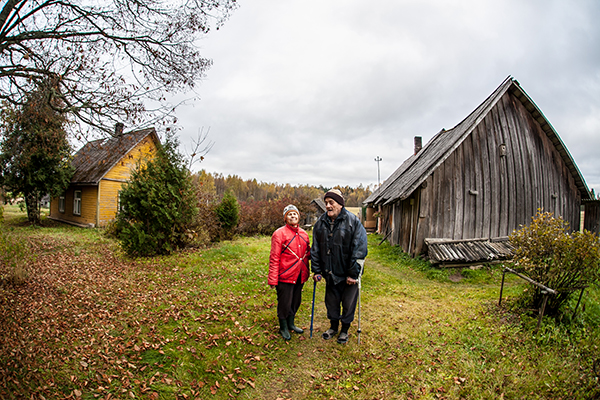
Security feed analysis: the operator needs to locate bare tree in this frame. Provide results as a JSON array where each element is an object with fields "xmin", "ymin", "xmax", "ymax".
[{"xmin": 0, "ymin": 0, "xmax": 237, "ymax": 136}]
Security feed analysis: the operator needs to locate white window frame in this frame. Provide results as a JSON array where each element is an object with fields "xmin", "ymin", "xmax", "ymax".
[
  {"xmin": 117, "ymin": 190, "xmax": 124, "ymax": 214},
  {"xmin": 58, "ymin": 196, "xmax": 65, "ymax": 213},
  {"xmin": 73, "ymin": 190, "xmax": 82, "ymax": 216}
]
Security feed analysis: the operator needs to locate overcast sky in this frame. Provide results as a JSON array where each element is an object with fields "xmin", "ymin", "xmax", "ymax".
[{"xmin": 172, "ymin": 0, "xmax": 600, "ymax": 194}]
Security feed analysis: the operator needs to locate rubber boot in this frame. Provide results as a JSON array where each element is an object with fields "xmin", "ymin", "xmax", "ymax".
[
  {"xmin": 287, "ymin": 315, "xmax": 304, "ymax": 334},
  {"xmin": 279, "ymin": 318, "xmax": 291, "ymax": 340}
]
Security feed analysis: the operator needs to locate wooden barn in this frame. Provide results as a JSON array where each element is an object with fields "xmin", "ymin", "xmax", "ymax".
[
  {"xmin": 303, "ymin": 197, "xmax": 327, "ymax": 227},
  {"xmin": 49, "ymin": 126, "xmax": 159, "ymax": 228},
  {"xmin": 364, "ymin": 77, "xmax": 597, "ymax": 266}
]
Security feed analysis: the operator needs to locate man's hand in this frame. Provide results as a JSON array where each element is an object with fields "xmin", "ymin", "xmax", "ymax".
[
  {"xmin": 313, "ymin": 274, "xmax": 322, "ymax": 283},
  {"xmin": 270, "ymin": 284, "xmax": 277, "ymax": 289},
  {"xmin": 346, "ymin": 277, "xmax": 357, "ymax": 285}
]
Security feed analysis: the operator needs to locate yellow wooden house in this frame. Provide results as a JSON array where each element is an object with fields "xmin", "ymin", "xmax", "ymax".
[{"xmin": 49, "ymin": 127, "xmax": 159, "ymax": 228}]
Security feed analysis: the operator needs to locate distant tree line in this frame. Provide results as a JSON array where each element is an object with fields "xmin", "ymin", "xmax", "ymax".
[{"xmin": 195, "ymin": 170, "xmax": 373, "ymax": 207}]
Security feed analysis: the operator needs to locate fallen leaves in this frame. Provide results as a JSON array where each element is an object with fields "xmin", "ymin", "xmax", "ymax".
[{"xmin": 0, "ymin": 233, "xmax": 270, "ymax": 399}]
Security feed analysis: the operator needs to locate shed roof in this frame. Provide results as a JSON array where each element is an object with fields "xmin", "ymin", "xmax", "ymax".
[
  {"xmin": 71, "ymin": 128, "xmax": 158, "ymax": 185},
  {"xmin": 311, "ymin": 197, "xmax": 327, "ymax": 213},
  {"xmin": 364, "ymin": 76, "xmax": 591, "ymax": 206},
  {"xmin": 425, "ymin": 237, "xmax": 514, "ymax": 266}
]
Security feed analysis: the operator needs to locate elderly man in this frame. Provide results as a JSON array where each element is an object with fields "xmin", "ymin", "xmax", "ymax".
[{"xmin": 311, "ymin": 189, "xmax": 368, "ymax": 344}]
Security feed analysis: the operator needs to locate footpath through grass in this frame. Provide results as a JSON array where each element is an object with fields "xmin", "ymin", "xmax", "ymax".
[{"xmin": 1, "ymin": 206, "xmax": 599, "ymax": 399}]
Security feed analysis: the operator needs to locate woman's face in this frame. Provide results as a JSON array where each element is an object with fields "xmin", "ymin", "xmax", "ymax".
[{"xmin": 285, "ymin": 210, "xmax": 300, "ymax": 227}]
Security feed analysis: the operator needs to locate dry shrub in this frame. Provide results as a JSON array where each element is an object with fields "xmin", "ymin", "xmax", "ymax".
[
  {"xmin": 509, "ymin": 210, "xmax": 600, "ymax": 316},
  {"xmin": 235, "ymin": 197, "xmax": 312, "ymax": 237}
]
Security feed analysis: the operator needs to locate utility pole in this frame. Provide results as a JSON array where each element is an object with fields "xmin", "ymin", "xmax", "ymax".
[{"xmin": 374, "ymin": 156, "xmax": 382, "ymax": 187}]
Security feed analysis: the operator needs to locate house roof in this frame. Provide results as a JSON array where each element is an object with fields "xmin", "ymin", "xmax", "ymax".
[
  {"xmin": 364, "ymin": 76, "xmax": 591, "ymax": 206},
  {"xmin": 70, "ymin": 128, "xmax": 158, "ymax": 184}
]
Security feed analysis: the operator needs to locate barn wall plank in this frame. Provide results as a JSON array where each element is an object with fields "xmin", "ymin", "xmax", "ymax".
[
  {"xmin": 498, "ymin": 96, "xmax": 523, "ymax": 233},
  {"xmin": 431, "ymin": 162, "xmax": 443, "ymax": 238},
  {"xmin": 453, "ymin": 144, "xmax": 464, "ymax": 239},
  {"xmin": 415, "ymin": 179, "xmax": 432, "ymax": 255},
  {"xmin": 481, "ymin": 117, "xmax": 496, "ymax": 238},
  {"xmin": 471, "ymin": 124, "xmax": 485, "ymax": 238},
  {"xmin": 502, "ymin": 94, "xmax": 531, "ymax": 231},
  {"xmin": 442, "ymin": 151, "xmax": 455, "ymax": 238},
  {"xmin": 462, "ymin": 133, "xmax": 476, "ymax": 238},
  {"xmin": 490, "ymin": 106, "xmax": 509, "ymax": 237}
]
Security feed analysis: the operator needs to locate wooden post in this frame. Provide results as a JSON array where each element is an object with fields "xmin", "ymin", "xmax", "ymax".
[
  {"xmin": 536, "ymin": 291, "xmax": 549, "ymax": 333},
  {"xmin": 499, "ymin": 270, "xmax": 506, "ymax": 306}
]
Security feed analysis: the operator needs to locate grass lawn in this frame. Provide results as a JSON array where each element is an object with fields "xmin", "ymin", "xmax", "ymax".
[{"xmin": 1, "ymin": 204, "xmax": 599, "ymax": 399}]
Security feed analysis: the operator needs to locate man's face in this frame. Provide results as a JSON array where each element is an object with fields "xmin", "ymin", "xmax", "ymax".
[
  {"xmin": 285, "ymin": 210, "xmax": 299, "ymax": 227},
  {"xmin": 325, "ymin": 198, "xmax": 343, "ymax": 220}
]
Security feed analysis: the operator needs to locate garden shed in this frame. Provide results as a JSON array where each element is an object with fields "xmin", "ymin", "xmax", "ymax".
[
  {"xmin": 364, "ymin": 77, "xmax": 596, "ymax": 266},
  {"xmin": 49, "ymin": 125, "xmax": 159, "ymax": 228}
]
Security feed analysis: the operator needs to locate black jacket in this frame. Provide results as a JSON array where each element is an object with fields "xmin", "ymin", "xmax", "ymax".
[{"xmin": 311, "ymin": 208, "xmax": 368, "ymax": 285}]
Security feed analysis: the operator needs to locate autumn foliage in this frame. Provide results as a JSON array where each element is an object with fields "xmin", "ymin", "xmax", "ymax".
[
  {"xmin": 235, "ymin": 198, "xmax": 313, "ymax": 237},
  {"xmin": 509, "ymin": 210, "xmax": 600, "ymax": 315}
]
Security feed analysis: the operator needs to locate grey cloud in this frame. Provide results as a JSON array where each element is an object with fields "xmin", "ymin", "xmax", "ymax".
[{"xmin": 173, "ymin": 0, "xmax": 600, "ymax": 195}]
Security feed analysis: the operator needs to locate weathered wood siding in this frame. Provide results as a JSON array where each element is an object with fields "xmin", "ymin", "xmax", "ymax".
[
  {"xmin": 584, "ymin": 200, "xmax": 600, "ymax": 233},
  {"xmin": 97, "ymin": 180, "xmax": 124, "ymax": 226},
  {"xmin": 49, "ymin": 186, "xmax": 98, "ymax": 227},
  {"xmin": 104, "ymin": 135, "xmax": 157, "ymax": 181},
  {"xmin": 96, "ymin": 136, "xmax": 157, "ymax": 226},
  {"xmin": 385, "ymin": 90, "xmax": 582, "ymax": 255}
]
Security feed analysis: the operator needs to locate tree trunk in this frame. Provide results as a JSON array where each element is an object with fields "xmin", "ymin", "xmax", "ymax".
[{"xmin": 25, "ymin": 191, "xmax": 41, "ymax": 225}]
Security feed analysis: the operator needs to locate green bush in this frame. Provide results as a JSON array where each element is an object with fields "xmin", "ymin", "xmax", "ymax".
[
  {"xmin": 215, "ymin": 189, "xmax": 239, "ymax": 240},
  {"xmin": 509, "ymin": 210, "xmax": 600, "ymax": 316},
  {"xmin": 115, "ymin": 134, "xmax": 198, "ymax": 256}
]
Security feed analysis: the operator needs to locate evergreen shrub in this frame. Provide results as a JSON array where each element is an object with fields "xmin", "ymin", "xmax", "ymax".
[
  {"xmin": 215, "ymin": 190, "xmax": 239, "ymax": 240},
  {"xmin": 115, "ymin": 134, "xmax": 198, "ymax": 256}
]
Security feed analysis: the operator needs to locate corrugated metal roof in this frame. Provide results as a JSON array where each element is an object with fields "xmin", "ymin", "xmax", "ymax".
[
  {"xmin": 70, "ymin": 128, "xmax": 158, "ymax": 184},
  {"xmin": 363, "ymin": 76, "xmax": 591, "ymax": 206},
  {"xmin": 425, "ymin": 237, "xmax": 514, "ymax": 266}
]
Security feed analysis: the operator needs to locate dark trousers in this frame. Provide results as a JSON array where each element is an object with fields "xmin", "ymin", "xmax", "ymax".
[
  {"xmin": 276, "ymin": 281, "xmax": 304, "ymax": 320},
  {"xmin": 324, "ymin": 280, "xmax": 359, "ymax": 325}
]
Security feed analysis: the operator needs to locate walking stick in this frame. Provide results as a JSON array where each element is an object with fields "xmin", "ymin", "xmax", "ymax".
[
  {"xmin": 357, "ymin": 260, "xmax": 365, "ymax": 345},
  {"xmin": 310, "ymin": 279, "xmax": 317, "ymax": 338}
]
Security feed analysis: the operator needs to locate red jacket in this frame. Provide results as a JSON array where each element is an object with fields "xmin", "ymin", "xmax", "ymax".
[{"xmin": 269, "ymin": 224, "xmax": 310, "ymax": 286}]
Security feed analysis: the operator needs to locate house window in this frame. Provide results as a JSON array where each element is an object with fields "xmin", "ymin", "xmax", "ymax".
[
  {"xmin": 58, "ymin": 196, "xmax": 65, "ymax": 213},
  {"xmin": 73, "ymin": 190, "xmax": 82, "ymax": 216},
  {"xmin": 117, "ymin": 190, "xmax": 124, "ymax": 214}
]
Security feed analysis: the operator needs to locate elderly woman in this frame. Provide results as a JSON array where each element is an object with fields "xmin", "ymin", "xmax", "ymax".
[{"xmin": 268, "ymin": 205, "xmax": 310, "ymax": 340}]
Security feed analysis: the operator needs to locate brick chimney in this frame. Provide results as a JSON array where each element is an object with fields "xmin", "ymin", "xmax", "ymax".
[
  {"xmin": 114, "ymin": 122, "xmax": 124, "ymax": 136},
  {"xmin": 414, "ymin": 136, "xmax": 422, "ymax": 154}
]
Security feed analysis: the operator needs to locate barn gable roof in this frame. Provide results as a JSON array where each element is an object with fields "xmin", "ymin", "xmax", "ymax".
[
  {"xmin": 364, "ymin": 76, "xmax": 591, "ymax": 206},
  {"xmin": 71, "ymin": 127, "xmax": 158, "ymax": 185},
  {"xmin": 311, "ymin": 197, "xmax": 327, "ymax": 213}
]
